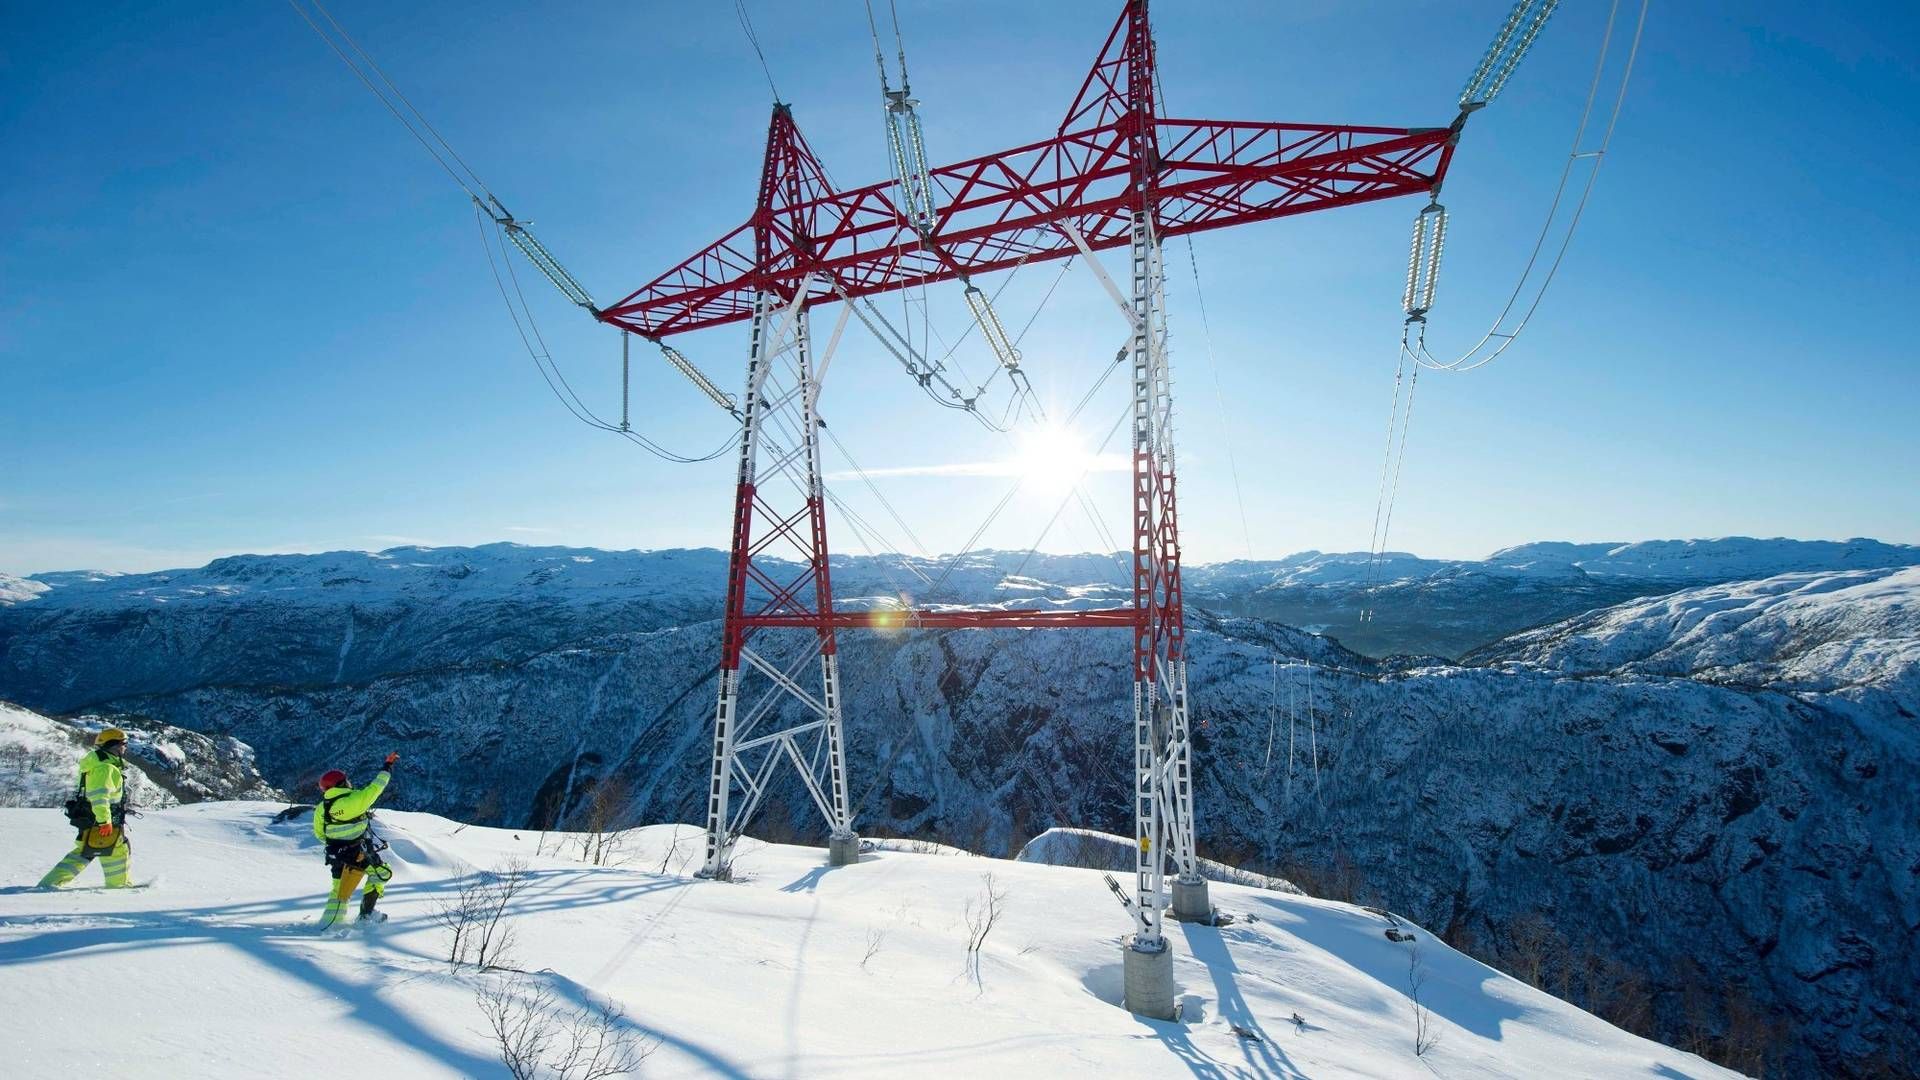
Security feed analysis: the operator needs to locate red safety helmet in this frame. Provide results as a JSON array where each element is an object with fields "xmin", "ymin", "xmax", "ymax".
[{"xmin": 317, "ymin": 769, "xmax": 348, "ymax": 791}]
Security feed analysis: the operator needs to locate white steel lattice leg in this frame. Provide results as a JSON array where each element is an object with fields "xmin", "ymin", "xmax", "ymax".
[
  {"xmin": 798, "ymin": 307, "xmax": 859, "ymax": 866},
  {"xmin": 821, "ymin": 653, "xmax": 858, "ymax": 864},
  {"xmin": 1128, "ymin": 206, "xmax": 1168, "ymax": 949},
  {"xmin": 702, "ymin": 288, "xmax": 861, "ymax": 878},
  {"xmin": 702, "ymin": 668, "xmax": 742, "ymax": 877}
]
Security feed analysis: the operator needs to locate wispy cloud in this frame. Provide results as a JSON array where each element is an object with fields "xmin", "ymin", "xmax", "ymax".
[
  {"xmin": 0, "ymin": 535, "xmax": 325, "ymax": 576},
  {"xmin": 826, "ymin": 454, "xmax": 1130, "ymax": 481},
  {"xmin": 363, "ymin": 534, "xmax": 441, "ymax": 548}
]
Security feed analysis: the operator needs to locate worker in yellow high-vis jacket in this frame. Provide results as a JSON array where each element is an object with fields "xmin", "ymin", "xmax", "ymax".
[
  {"xmin": 39, "ymin": 727, "xmax": 134, "ymax": 889},
  {"xmin": 313, "ymin": 751, "xmax": 400, "ymax": 927}
]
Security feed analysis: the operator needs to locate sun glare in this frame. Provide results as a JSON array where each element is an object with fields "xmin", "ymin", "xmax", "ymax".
[{"xmin": 1013, "ymin": 423, "xmax": 1095, "ymax": 496}]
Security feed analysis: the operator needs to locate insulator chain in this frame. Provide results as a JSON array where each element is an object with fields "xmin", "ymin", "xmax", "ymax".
[
  {"xmin": 658, "ymin": 340, "xmax": 741, "ymax": 416},
  {"xmin": 1403, "ymin": 202, "xmax": 1448, "ymax": 321},
  {"xmin": 484, "ymin": 197, "xmax": 598, "ymax": 311},
  {"xmin": 963, "ymin": 281, "xmax": 1023, "ymax": 372},
  {"xmin": 1459, "ymin": 0, "xmax": 1559, "ymax": 108},
  {"xmin": 886, "ymin": 91, "xmax": 937, "ymax": 239}
]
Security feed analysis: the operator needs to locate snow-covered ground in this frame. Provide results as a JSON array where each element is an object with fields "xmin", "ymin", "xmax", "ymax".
[
  {"xmin": 0, "ymin": 803, "xmax": 1738, "ymax": 1079},
  {"xmin": 1018, "ymin": 826, "xmax": 1304, "ymax": 893}
]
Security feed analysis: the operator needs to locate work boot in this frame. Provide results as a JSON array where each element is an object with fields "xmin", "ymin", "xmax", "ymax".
[{"xmin": 359, "ymin": 889, "xmax": 380, "ymax": 920}]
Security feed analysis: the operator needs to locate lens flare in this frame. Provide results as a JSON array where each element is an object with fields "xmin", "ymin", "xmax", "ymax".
[{"xmin": 1012, "ymin": 423, "xmax": 1094, "ymax": 497}]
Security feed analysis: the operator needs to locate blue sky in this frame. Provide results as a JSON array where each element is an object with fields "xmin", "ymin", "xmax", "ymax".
[{"xmin": 4, "ymin": 1, "xmax": 1916, "ymax": 575}]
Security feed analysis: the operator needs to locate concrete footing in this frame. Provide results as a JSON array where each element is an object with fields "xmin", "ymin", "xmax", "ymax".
[
  {"xmin": 1122, "ymin": 935, "xmax": 1177, "ymax": 1020},
  {"xmin": 1171, "ymin": 874, "xmax": 1212, "ymax": 923},
  {"xmin": 827, "ymin": 832, "xmax": 861, "ymax": 866}
]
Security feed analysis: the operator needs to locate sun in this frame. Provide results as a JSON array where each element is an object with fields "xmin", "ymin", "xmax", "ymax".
[{"xmin": 1012, "ymin": 423, "xmax": 1095, "ymax": 497}]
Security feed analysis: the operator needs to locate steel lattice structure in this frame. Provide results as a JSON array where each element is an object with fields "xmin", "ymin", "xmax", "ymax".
[{"xmin": 604, "ymin": 0, "xmax": 1460, "ymax": 953}]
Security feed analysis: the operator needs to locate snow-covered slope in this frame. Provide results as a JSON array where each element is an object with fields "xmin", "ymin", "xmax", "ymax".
[
  {"xmin": 1477, "ymin": 567, "xmax": 1920, "ymax": 700},
  {"xmin": 1189, "ymin": 537, "xmax": 1920, "ymax": 656},
  {"xmin": 0, "ymin": 803, "xmax": 1740, "ymax": 1080},
  {"xmin": 0, "ymin": 572, "xmax": 50, "ymax": 605},
  {"xmin": 1492, "ymin": 537, "xmax": 1920, "ymax": 581},
  {"xmin": 1017, "ymin": 826, "xmax": 1304, "ymax": 893},
  {"xmin": 0, "ymin": 701, "xmax": 283, "ymax": 808}
]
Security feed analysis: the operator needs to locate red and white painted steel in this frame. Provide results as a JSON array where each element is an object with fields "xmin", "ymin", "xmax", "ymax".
[{"xmin": 639, "ymin": 1, "xmax": 1459, "ymax": 948}]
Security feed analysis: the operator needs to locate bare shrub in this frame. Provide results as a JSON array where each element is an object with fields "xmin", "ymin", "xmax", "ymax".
[
  {"xmin": 476, "ymin": 974, "xmax": 652, "ymax": 1080},
  {"xmin": 1500, "ymin": 911, "xmax": 1565, "ymax": 990},
  {"xmin": 861, "ymin": 927, "xmax": 886, "ymax": 970},
  {"xmin": 1271, "ymin": 846, "xmax": 1369, "ymax": 905},
  {"xmin": 962, "ymin": 872, "xmax": 1008, "ymax": 985},
  {"xmin": 1407, "ymin": 941, "xmax": 1439, "ymax": 1057},
  {"xmin": 656, "ymin": 825, "xmax": 692, "ymax": 876},
  {"xmin": 1722, "ymin": 982, "xmax": 1788, "ymax": 1078},
  {"xmin": 1568, "ymin": 947, "xmax": 1653, "ymax": 1037},
  {"xmin": 478, "ymin": 975, "xmax": 551, "ymax": 1080},
  {"xmin": 436, "ymin": 858, "xmax": 530, "ymax": 970},
  {"xmin": 0, "ymin": 744, "xmax": 38, "ymax": 807},
  {"xmin": 431, "ymin": 861, "xmax": 483, "ymax": 966},
  {"xmin": 576, "ymin": 777, "xmax": 633, "ymax": 867}
]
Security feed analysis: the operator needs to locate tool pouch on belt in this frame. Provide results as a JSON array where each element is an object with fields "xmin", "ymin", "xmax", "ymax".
[{"xmin": 63, "ymin": 796, "xmax": 94, "ymax": 831}]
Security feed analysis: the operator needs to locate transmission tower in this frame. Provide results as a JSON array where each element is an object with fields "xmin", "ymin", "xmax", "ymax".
[{"xmin": 594, "ymin": 0, "xmax": 1463, "ymax": 1016}]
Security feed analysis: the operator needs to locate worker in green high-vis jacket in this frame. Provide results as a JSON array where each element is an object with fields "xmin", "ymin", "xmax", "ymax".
[
  {"xmin": 313, "ymin": 751, "xmax": 400, "ymax": 927},
  {"xmin": 39, "ymin": 727, "xmax": 134, "ymax": 889}
]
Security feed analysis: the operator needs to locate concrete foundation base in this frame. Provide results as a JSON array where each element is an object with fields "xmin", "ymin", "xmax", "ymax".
[
  {"xmin": 827, "ymin": 833, "xmax": 861, "ymax": 866},
  {"xmin": 1122, "ymin": 935, "xmax": 1177, "ymax": 1020},
  {"xmin": 1171, "ymin": 874, "xmax": 1212, "ymax": 923}
]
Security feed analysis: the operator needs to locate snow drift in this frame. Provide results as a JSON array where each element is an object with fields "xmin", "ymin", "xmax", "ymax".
[{"xmin": 0, "ymin": 803, "xmax": 1740, "ymax": 1079}]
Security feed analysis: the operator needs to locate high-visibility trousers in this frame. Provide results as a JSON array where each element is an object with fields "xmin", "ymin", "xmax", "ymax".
[
  {"xmin": 39, "ymin": 827, "xmax": 131, "ymax": 888},
  {"xmin": 318, "ymin": 840, "xmax": 393, "ymax": 927}
]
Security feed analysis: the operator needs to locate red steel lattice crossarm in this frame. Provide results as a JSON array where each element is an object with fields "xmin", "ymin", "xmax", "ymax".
[
  {"xmin": 597, "ymin": 0, "xmax": 1459, "ymax": 340},
  {"xmin": 740, "ymin": 607, "xmax": 1143, "ymax": 632}
]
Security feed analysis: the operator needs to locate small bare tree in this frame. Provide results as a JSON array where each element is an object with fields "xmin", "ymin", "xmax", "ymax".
[
  {"xmin": 861, "ymin": 927, "xmax": 886, "ymax": 971},
  {"xmin": 0, "ymin": 744, "xmax": 38, "ymax": 807},
  {"xmin": 962, "ymin": 872, "xmax": 1008, "ymax": 985},
  {"xmin": 1500, "ymin": 911, "xmax": 1566, "ymax": 990},
  {"xmin": 549, "ymin": 996, "xmax": 650, "ymax": 1080},
  {"xmin": 478, "ymin": 976, "xmax": 553, "ymax": 1080},
  {"xmin": 436, "ymin": 858, "xmax": 531, "ymax": 970},
  {"xmin": 576, "ymin": 776, "xmax": 632, "ymax": 867},
  {"xmin": 656, "ymin": 825, "xmax": 696, "ymax": 876},
  {"xmin": 432, "ymin": 861, "xmax": 483, "ymax": 965},
  {"xmin": 477, "ymin": 974, "xmax": 651, "ymax": 1080},
  {"xmin": 1408, "ymin": 941, "xmax": 1439, "ymax": 1057}
]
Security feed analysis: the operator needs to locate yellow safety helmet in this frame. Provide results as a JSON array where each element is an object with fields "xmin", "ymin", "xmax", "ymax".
[{"xmin": 94, "ymin": 726, "xmax": 128, "ymax": 746}]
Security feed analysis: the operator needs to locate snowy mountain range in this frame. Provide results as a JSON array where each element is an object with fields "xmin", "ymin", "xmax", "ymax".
[
  {"xmin": 3, "ymin": 535, "xmax": 1913, "ymax": 660},
  {"xmin": 0, "ymin": 537, "xmax": 1915, "ymax": 1074}
]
